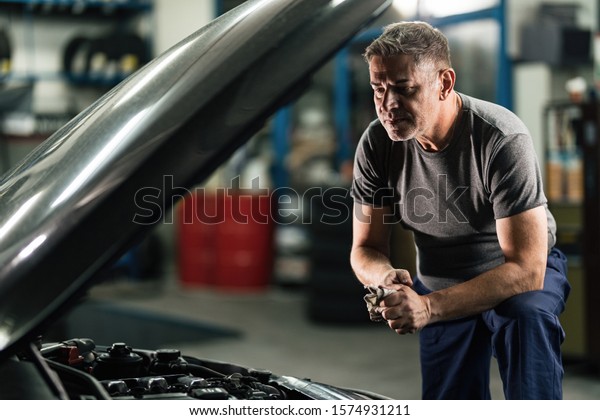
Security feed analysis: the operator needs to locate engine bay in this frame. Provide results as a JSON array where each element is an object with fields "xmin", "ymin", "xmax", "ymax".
[{"xmin": 0, "ymin": 338, "xmax": 382, "ymax": 400}]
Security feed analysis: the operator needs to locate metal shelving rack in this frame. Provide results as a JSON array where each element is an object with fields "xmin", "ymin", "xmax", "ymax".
[{"xmin": 0, "ymin": 0, "xmax": 154, "ymax": 86}]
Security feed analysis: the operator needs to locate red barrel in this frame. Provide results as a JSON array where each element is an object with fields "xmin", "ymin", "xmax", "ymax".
[{"xmin": 177, "ymin": 191, "xmax": 274, "ymax": 291}]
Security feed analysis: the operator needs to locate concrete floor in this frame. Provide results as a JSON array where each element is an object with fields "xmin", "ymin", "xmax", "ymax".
[{"xmin": 87, "ymin": 271, "xmax": 600, "ymax": 401}]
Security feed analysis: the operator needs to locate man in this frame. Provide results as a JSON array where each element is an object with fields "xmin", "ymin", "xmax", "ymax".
[{"xmin": 350, "ymin": 21, "xmax": 570, "ymax": 400}]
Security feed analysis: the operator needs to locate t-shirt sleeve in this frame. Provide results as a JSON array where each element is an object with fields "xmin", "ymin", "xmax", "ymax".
[
  {"xmin": 487, "ymin": 132, "xmax": 547, "ymax": 219},
  {"xmin": 351, "ymin": 127, "xmax": 394, "ymax": 208}
]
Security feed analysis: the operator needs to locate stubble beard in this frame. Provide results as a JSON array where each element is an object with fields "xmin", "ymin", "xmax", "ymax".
[{"xmin": 381, "ymin": 118, "xmax": 417, "ymax": 142}]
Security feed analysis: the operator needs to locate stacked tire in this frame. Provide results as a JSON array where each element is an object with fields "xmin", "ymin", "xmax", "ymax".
[{"xmin": 306, "ymin": 187, "xmax": 370, "ymax": 324}]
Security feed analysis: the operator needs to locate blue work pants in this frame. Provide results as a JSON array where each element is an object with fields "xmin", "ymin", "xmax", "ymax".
[{"xmin": 415, "ymin": 248, "xmax": 570, "ymax": 399}]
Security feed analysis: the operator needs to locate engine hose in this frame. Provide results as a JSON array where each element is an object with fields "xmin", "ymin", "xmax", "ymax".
[{"xmin": 184, "ymin": 363, "xmax": 226, "ymax": 379}]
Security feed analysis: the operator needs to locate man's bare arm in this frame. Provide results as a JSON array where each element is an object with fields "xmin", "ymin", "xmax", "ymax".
[
  {"xmin": 423, "ymin": 205, "xmax": 548, "ymax": 323},
  {"xmin": 350, "ymin": 203, "xmax": 412, "ymax": 288}
]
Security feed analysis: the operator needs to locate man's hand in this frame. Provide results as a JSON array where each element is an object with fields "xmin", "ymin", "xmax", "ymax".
[
  {"xmin": 382, "ymin": 268, "xmax": 413, "ymax": 289},
  {"xmin": 381, "ymin": 286, "xmax": 432, "ymax": 334},
  {"xmin": 363, "ymin": 269, "xmax": 412, "ymax": 322}
]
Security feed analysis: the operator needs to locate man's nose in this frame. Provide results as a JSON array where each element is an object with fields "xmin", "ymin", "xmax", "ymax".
[{"xmin": 382, "ymin": 88, "xmax": 399, "ymax": 112}]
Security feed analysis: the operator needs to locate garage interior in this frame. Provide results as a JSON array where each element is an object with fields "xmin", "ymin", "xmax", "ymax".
[{"xmin": 1, "ymin": 0, "xmax": 600, "ymax": 400}]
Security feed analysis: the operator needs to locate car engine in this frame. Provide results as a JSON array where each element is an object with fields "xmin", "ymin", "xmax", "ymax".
[{"xmin": 0, "ymin": 338, "xmax": 385, "ymax": 400}]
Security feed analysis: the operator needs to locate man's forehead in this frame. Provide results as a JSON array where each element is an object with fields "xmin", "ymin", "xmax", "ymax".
[
  {"xmin": 369, "ymin": 54, "xmax": 418, "ymax": 71},
  {"xmin": 368, "ymin": 55, "xmax": 435, "ymax": 81},
  {"xmin": 369, "ymin": 54, "xmax": 413, "ymax": 66},
  {"xmin": 369, "ymin": 55, "xmax": 415, "ymax": 79}
]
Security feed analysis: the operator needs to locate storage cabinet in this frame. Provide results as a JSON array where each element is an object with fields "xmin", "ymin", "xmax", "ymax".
[
  {"xmin": 544, "ymin": 102, "xmax": 600, "ymax": 368},
  {"xmin": 579, "ymin": 102, "xmax": 600, "ymax": 369}
]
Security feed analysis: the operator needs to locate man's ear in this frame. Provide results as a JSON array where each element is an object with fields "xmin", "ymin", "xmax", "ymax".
[{"xmin": 439, "ymin": 68, "xmax": 456, "ymax": 100}]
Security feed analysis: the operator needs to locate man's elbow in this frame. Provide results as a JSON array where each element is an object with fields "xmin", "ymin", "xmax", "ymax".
[{"xmin": 522, "ymin": 261, "xmax": 546, "ymax": 292}]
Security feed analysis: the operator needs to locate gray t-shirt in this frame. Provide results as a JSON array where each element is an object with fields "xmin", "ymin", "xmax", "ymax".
[{"xmin": 351, "ymin": 93, "xmax": 556, "ymax": 291}]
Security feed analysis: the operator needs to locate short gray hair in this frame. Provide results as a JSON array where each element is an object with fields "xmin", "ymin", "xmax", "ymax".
[{"xmin": 364, "ymin": 21, "xmax": 451, "ymax": 70}]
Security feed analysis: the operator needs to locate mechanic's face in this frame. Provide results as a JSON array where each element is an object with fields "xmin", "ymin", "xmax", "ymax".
[{"xmin": 369, "ymin": 54, "xmax": 440, "ymax": 142}]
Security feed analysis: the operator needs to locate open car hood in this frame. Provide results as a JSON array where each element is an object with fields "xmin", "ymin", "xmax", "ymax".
[{"xmin": 0, "ymin": 0, "xmax": 391, "ymax": 361}]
